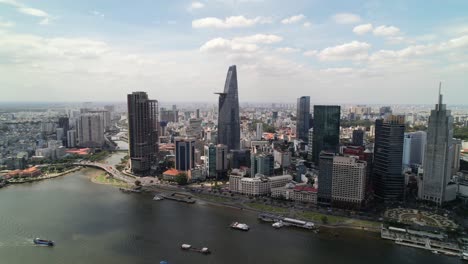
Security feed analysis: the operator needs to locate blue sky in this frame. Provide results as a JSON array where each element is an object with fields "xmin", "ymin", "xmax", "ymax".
[{"xmin": 0, "ymin": 0, "xmax": 467, "ymax": 104}]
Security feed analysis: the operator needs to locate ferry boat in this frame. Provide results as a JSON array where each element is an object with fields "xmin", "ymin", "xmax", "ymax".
[
  {"xmin": 181, "ymin": 244, "xmax": 192, "ymax": 250},
  {"xmin": 33, "ymin": 238, "xmax": 54, "ymax": 246},
  {"xmin": 180, "ymin": 244, "xmax": 211, "ymax": 254},
  {"xmin": 230, "ymin": 222, "xmax": 250, "ymax": 231},
  {"xmin": 462, "ymin": 252, "xmax": 468, "ymax": 261},
  {"xmin": 153, "ymin": 195, "xmax": 164, "ymax": 201},
  {"xmin": 272, "ymin": 221, "xmax": 285, "ymax": 229}
]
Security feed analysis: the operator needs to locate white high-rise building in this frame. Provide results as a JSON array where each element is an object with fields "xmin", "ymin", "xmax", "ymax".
[
  {"xmin": 421, "ymin": 88, "xmax": 454, "ymax": 205},
  {"xmin": 77, "ymin": 113, "xmax": 104, "ymax": 148},
  {"xmin": 332, "ymin": 156, "xmax": 367, "ymax": 207},
  {"xmin": 402, "ymin": 131, "xmax": 427, "ymax": 169}
]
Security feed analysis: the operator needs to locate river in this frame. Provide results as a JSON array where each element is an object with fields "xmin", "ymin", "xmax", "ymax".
[{"xmin": 0, "ymin": 155, "xmax": 460, "ymax": 264}]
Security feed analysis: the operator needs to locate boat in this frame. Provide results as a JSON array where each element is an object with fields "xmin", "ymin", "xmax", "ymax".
[
  {"xmin": 153, "ymin": 195, "xmax": 164, "ymax": 201},
  {"xmin": 230, "ymin": 222, "xmax": 249, "ymax": 231},
  {"xmin": 181, "ymin": 244, "xmax": 192, "ymax": 250},
  {"xmin": 33, "ymin": 238, "xmax": 54, "ymax": 246},
  {"xmin": 462, "ymin": 252, "xmax": 468, "ymax": 261},
  {"xmin": 200, "ymin": 247, "xmax": 211, "ymax": 254},
  {"xmin": 272, "ymin": 221, "xmax": 285, "ymax": 229},
  {"xmin": 432, "ymin": 250, "xmax": 439, "ymax": 255}
]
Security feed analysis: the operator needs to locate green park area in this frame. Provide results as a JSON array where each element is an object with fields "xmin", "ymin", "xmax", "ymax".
[
  {"xmin": 245, "ymin": 202, "xmax": 289, "ymax": 214},
  {"xmin": 93, "ymin": 173, "xmax": 130, "ymax": 188}
]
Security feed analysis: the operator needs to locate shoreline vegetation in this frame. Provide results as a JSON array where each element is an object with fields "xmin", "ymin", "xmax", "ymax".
[
  {"xmin": 6, "ymin": 166, "xmax": 82, "ymax": 184},
  {"xmin": 90, "ymin": 172, "xmax": 131, "ymax": 188}
]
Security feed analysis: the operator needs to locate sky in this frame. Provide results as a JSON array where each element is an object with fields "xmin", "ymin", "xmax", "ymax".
[{"xmin": 0, "ymin": 0, "xmax": 467, "ymax": 104}]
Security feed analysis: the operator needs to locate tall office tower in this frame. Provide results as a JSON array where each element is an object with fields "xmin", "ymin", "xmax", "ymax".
[
  {"xmin": 312, "ymin": 105, "xmax": 341, "ymax": 164},
  {"xmin": 230, "ymin": 149, "xmax": 251, "ymax": 169},
  {"xmin": 373, "ymin": 115, "xmax": 405, "ymax": 201},
  {"xmin": 402, "ymin": 131, "xmax": 427, "ymax": 169},
  {"xmin": 215, "ymin": 144, "xmax": 229, "ymax": 179},
  {"xmin": 206, "ymin": 144, "xmax": 217, "ymax": 178},
  {"xmin": 175, "ymin": 137, "xmax": 196, "ymax": 171},
  {"xmin": 318, "ymin": 152, "xmax": 334, "ymax": 204},
  {"xmin": 452, "ymin": 139, "xmax": 462, "ymax": 173},
  {"xmin": 332, "ymin": 156, "xmax": 367, "ymax": 208},
  {"xmin": 307, "ymin": 128, "xmax": 314, "ymax": 161},
  {"xmin": 250, "ymin": 153, "xmax": 274, "ymax": 176},
  {"xmin": 272, "ymin": 111, "xmax": 278, "ymax": 123},
  {"xmin": 77, "ymin": 113, "xmax": 104, "ymax": 148},
  {"xmin": 296, "ymin": 96, "xmax": 310, "ymax": 141},
  {"xmin": 352, "ymin": 129, "xmax": 364, "ymax": 146},
  {"xmin": 67, "ymin": 130, "xmax": 77, "ymax": 148},
  {"xmin": 127, "ymin": 92, "xmax": 159, "ymax": 174},
  {"xmin": 58, "ymin": 116, "xmax": 69, "ymax": 146},
  {"xmin": 216, "ymin": 65, "xmax": 240, "ymax": 151},
  {"xmin": 379, "ymin": 106, "xmax": 392, "ymax": 116},
  {"xmin": 256, "ymin": 123, "xmax": 263, "ymax": 140},
  {"xmin": 421, "ymin": 89, "xmax": 454, "ymax": 204},
  {"xmin": 196, "ymin": 109, "xmax": 200, "ymax": 119}
]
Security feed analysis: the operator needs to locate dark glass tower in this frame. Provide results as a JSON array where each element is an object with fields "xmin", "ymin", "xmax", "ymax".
[
  {"xmin": 58, "ymin": 116, "xmax": 69, "ymax": 146},
  {"xmin": 127, "ymin": 92, "xmax": 159, "ymax": 174},
  {"xmin": 318, "ymin": 152, "xmax": 334, "ymax": 204},
  {"xmin": 296, "ymin": 96, "xmax": 310, "ymax": 141},
  {"xmin": 352, "ymin": 129, "xmax": 364, "ymax": 146},
  {"xmin": 312, "ymin": 105, "xmax": 341, "ymax": 164},
  {"xmin": 216, "ymin": 65, "xmax": 240, "ymax": 151},
  {"xmin": 373, "ymin": 115, "xmax": 405, "ymax": 201}
]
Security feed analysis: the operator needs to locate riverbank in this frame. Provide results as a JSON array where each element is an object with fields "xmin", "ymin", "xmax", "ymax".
[
  {"xmin": 6, "ymin": 166, "xmax": 82, "ymax": 184},
  {"xmin": 89, "ymin": 172, "xmax": 131, "ymax": 188}
]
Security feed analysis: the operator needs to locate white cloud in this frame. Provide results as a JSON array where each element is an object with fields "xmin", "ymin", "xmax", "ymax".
[
  {"xmin": 0, "ymin": 0, "xmax": 50, "ymax": 24},
  {"xmin": 332, "ymin": 13, "xmax": 361, "ymax": 24},
  {"xmin": 276, "ymin": 47, "xmax": 300, "ymax": 53},
  {"xmin": 190, "ymin": 1, "xmax": 204, "ymax": 10},
  {"xmin": 192, "ymin": 16, "xmax": 272, "ymax": 29},
  {"xmin": 234, "ymin": 34, "xmax": 282, "ymax": 44},
  {"xmin": 199, "ymin": 34, "xmax": 283, "ymax": 53},
  {"xmin": 91, "ymin": 10, "xmax": 105, "ymax": 17},
  {"xmin": 281, "ymin": 14, "xmax": 305, "ymax": 24},
  {"xmin": 353, "ymin": 23, "xmax": 373, "ymax": 35},
  {"xmin": 303, "ymin": 22, "xmax": 312, "ymax": 28},
  {"xmin": 0, "ymin": 19, "xmax": 14, "ymax": 27},
  {"xmin": 373, "ymin": 25, "xmax": 400, "ymax": 37},
  {"xmin": 303, "ymin": 50, "xmax": 317, "ymax": 56},
  {"xmin": 315, "ymin": 41, "xmax": 371, "ymax": 61},
  {"xmin": 199, "ymin": 37, "xmax": 258, "ymax": 53}
]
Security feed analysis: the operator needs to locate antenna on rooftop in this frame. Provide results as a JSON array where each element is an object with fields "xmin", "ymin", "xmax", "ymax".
[{"xmin": 438, "ymin": 81, "xmax": 443, "ymax": 106}]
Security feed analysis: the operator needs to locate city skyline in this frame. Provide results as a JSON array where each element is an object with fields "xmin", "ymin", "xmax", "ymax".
[{"xmin": 0, "ymin": 1, "xmax": 468, "ymax": 103}]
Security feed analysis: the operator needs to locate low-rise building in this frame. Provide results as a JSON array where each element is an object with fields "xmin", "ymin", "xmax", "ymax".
[
  {"xmin": 271, "ymin": 183, "xmax": 317, "ymax": 203},
  {"xmin": 229, "ymin": 173, "xmax": 293, "ymax": 196}
]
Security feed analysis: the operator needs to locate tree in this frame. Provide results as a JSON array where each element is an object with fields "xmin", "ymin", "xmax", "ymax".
[
  {"xmin": 175, "ymin": 172, "xmax": 188, "ymax": 185},
  {"xmin": 321, "ymin": 216, "xmax": 329, "ymax": 224}
]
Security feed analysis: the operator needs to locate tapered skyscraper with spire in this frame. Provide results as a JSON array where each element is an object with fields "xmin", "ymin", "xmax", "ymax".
[
  {"xmin": 216, "ymin": 65, "xmax": 240, "ymax": 151},
  {"xmin": 421, "ymin": 84, "xmax": 454, "ymax": 205}
]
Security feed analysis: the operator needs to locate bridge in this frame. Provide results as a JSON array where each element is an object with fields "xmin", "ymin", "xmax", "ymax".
[{"xmin": 73, "ymin": 162, "xmax": 135, "ymax": 184}]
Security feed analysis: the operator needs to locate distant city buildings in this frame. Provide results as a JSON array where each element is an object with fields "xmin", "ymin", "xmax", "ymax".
[
  {"xmin": 217, "ymin": 65, "xmax": 240, "ymax": 151},
  {"xmin": 127, "ymin": 91, "xmax": 159, "ymax": 174},
  {"xmin": 77, "ymin": 113, "xmax": 104, "ymax": 148},
  {"xmin": 175, "ymin": 137, "xmax": 196, "ymax": 172}
]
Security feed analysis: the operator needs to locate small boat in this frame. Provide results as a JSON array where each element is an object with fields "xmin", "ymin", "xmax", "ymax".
[
  {"xmin": 181, "ymin": 244, "xmax": 192, "ymax": 250},
  {"xmin": 230, "ymin": 222, "xmax": 249, "ymax": 231},
  {"xmin": 33, "ymin": 238, "xmax": 54, "ymax": 246},
  {"xmin": 272, "ymin": 221, "xmax": 285, "ymax": 229},
  {"xmin": 153, "ymin": 195, "xmax": 164, "ymax": 201},
  {"xmin": 461, "ymin": 252, "xmax": 468, "ymax": 261},
  {"xmin": 432, "ymin": 250, "xmax": 439, "ymax": 255},
  {"xmin": 200, "ymin": 247, "xmax": 211, "ymax": 254}
]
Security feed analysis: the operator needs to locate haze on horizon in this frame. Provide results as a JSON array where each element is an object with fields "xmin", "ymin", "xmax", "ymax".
[{"xmin": 0, "ymin": 0, "xmax": 467, "ymax": 104}]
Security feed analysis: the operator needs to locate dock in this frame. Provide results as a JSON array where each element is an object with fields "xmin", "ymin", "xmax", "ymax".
[
  {"xmin": 119, "ymin": 187, "xmax": 142, "ymax": 193},
  {"xmin": 162, "ymin": 193, "xmax": 196, "ymax": 204},
  {"xmin": 258, "ymin": 213, "xmax": 316, "ymax": 230}
]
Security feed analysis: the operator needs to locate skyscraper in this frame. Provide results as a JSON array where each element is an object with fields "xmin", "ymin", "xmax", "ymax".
[
  {"xmin": 216, "ymin": 144, "xmax": 229, "ymax": 179},
  {"xmin": 76, "ymin": 113, "xmax": 104, "ymax": 148},
  {"xmin": 216, "ymin": 65, "xmax": 240, "ymax": 151},
  {"xmin": 373, "ymin": 115, "xmax": 405, "ymax": 201},
  {"xmin": 402, "ymin": 131, "xmax": 427, "ymax": 169},
  {"xmin": 332, "ymin": 156, "xmax": 367, "ymax": 208},
  {"xmin": 58, "ymin": 116, "xmax": 69, "ymax": 146},
  {"xmin": 312, "ymin": 105, "xmax": 341, "ymax": 164},
  {"xmin": 127, "ymin": 92, "xmax": 159, "ymax": 174},
  {"xmin": 175, "ymin": 137, "xmax": 196, "ymax": 172},
  {"xmin": 352, "ymin": 129, "xmax": 364, "ymax": 146},
  {"xmin": 421, "ymin": 89, "xmax": 454, "ymax": 204},
  {"xmin": 296, "ymin": 96, "xmax": 310, "ymax": 141},
  {"xmin": 318, "ymin": 152, "xmax": 334, "ymax": 204}
]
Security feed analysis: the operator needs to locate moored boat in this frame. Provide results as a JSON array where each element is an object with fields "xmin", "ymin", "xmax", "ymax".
[
  {"xmin": 153, "ymin": 195, "xmax": 164, "ymax": 201},
  {"xmin": 230, "ymin": 222, "xmax": 249, "ymax": 231},
  {"xmin": 33, "ymin": 238, "xmax": 54, "ymax": 246},
  {"xmin": 462, "ymin": 252, "xmax": 468, "ymax": 261},
  {"xmin": 272, "ymin": 221, "xmax": 285, "ymax": 229},
  {"xmin": 181, "ymin": 244, "xmax": 192, "ymax": 250}
]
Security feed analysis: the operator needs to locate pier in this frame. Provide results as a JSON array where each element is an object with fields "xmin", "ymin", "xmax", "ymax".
[
  {"xmin": 162, "ymin": 193, "xmax": 196, "ymax": 204},
  {"xmin": 258, "ymin": 213, "xmax": 316, "ymax": 230}
]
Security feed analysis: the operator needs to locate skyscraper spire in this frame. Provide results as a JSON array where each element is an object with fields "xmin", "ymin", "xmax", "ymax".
[{"xmin": 438, "ymin": 81, "xmax": 443, "ymax": 106}]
